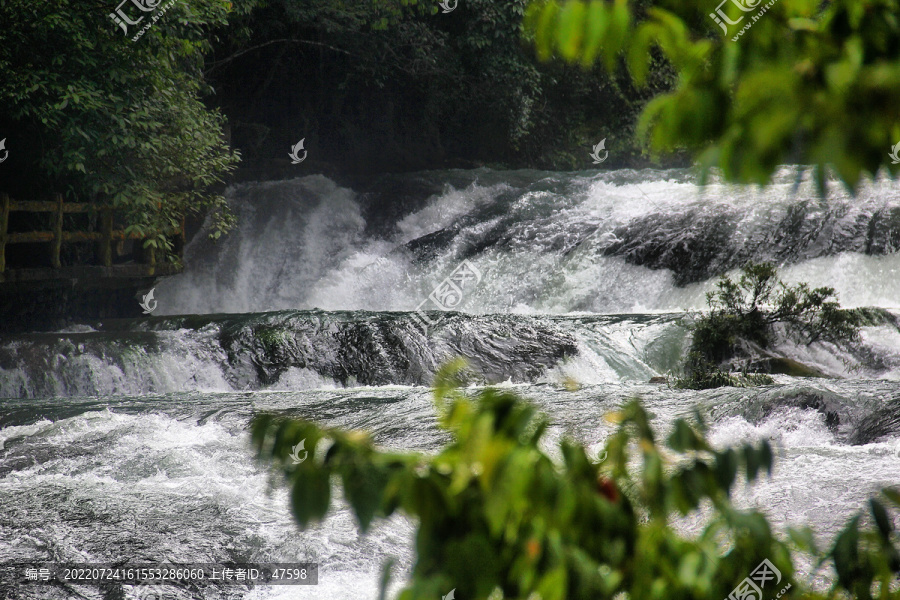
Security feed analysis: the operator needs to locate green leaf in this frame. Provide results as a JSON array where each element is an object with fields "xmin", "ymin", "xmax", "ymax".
[
  {"xmin": 579, "ymin": 2, "xmax": 607, "ymax": 67},
  {"xmin": 555, "ymin": 1, "xmax": 586, "ymax": 62},
  {"xmin": 832, "ymin": 516, "xmax": 861, "ymax": 589},
  {"xmin": 534, "ymin": 2, "xmax": 560, "ymax": 61},
  {"xmin": 759, "ymin": 441, "xmax": 773, "ymax": 475},
  {"xmin": 378, "ymin": 557, "xmax": 396, "ymax": 600},
  {"xmin": 743, "ymin": 445, "xmax": 760, "ymax": 481},
  {"xmin": 713, "ymin": 448, "xmax": 738, "ymax": 492},
  {"xmin": 602, "ymin": 0, "xmax": 630, "ymax": 71},
  {"xmin": 290, "ymin": 465, "xmax": 332, "ymax": 529},
  {"xmin": 536, "ymin": 565, "xmax": 567, "ymax": 600},
  {"xmin": 342, "ymin": 462, "xmax": 391, "ymax": 532},
  {"xmin": 882, "ymin": 488, "xmax": 900, "ymax": 508},
  {"xmin": 667, "ymin": 419, "xmax": 708, "ymax": 452},
  {"xmin": 870, "ymin": 499, "xmax": 892, "ymax": 540},
  {"xmin": 786, "ymin": 526, "xmax": 819, "ymax": 555},
  {"xmin": 627, "ymin": 24, "xmax": 655, "ymax": 85}
]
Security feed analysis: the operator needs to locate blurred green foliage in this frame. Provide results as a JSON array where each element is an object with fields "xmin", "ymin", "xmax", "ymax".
[
  {"xmin": 524, "ymin": 0, "xmax": 900, "ymax": 192},
  {"xmin": 253, "ymin": 361, "xmax": 900, "ymax": 599}
]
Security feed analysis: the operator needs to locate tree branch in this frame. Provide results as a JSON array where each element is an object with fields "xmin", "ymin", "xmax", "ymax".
[{"xmin": 205, "ymin": 38, "xmax": 353, "ymax": 74}]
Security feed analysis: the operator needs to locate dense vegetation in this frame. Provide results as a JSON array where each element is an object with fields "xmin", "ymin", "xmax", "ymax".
[
  {"xmin": 253, "ymin": 362, "xmax": 900, "ymax": 599},
  {"xmin": 0, "ymin": 0, "xmax": 245, "ymax": 256},
  {"xmin": 207, "ymin": 0, "xmax": 675, "ymax": 177},
  {"xmin": 677, "ymin": 263, "xmax": 861, "ymax": 389}
]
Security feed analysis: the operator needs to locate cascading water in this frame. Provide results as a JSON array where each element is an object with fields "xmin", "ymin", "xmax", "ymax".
[
  {"xmin": 1, "ymin": 167, "xmax": 899, "ymax": 599},
  {"xmin": 156, "ymin": 168, "xmax": 900, "ymax": 315}
]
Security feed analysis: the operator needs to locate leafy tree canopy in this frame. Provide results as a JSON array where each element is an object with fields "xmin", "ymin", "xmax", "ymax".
[
  {"xmin": 0, "ymin": 0, "xmax": 248, "ymax": 255},
  {"xmin": 205, "ymin": 0, "xmax": 675, "ymax": 174},
  {"xmin": 525, "ymin": 0, "xmax": 900, "ymax": 192}
]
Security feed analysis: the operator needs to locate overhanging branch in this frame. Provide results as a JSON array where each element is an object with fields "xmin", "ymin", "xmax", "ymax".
[{"xmin": 205, "ymin": 38, "xmax": 353, "ymax": 74}]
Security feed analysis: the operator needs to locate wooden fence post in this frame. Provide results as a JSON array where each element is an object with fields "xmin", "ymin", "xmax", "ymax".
[
  {"xmin": 51, "ymin": 193, "xmax": 63, "ymax": 268},
  {"xmin": 0, "ymin": 193, "xmax": 9, "ymax": 274},
  {"xmin": 100, "ymin": 208, "xmax": 113, "ymax": 267}
]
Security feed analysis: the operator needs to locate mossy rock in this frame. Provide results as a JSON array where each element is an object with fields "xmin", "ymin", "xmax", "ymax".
[
  {"xmin": 673, "ymin": 369, "xmax": 774, "ymax": 390},
  {"xmin": 851, "ymin": 307, "xmax": 900, "ymax": 329},
  {"xmin": 745, "ymin": 357, "xmax": 830, "ymax": 378}
]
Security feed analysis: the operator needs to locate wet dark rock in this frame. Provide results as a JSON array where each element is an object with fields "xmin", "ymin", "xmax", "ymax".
[
  {"xmin": 603, "ymin": 210, "xmax": 738, "ymax": 285},
  {"xmin": 745, "ymin": 357, "xmax": 830, "ymax": 378},
  {"xmin": 849, "ymin": 400, "xmax": 900, "ymax": 445},
  {"xmin": 216, "ymin": 311, "xmax": 579, "ymax": 389},
  {"xmin": 601, "ymin": 203, "xmax": 900, "ymax": 285},
  {"xmin": 737, "ymin": 386, "xmax": 848, "ymax": 435}
]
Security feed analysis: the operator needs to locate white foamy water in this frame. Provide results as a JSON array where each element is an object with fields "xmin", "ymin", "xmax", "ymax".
[
  {"xmin": 0, "ymin": 401, "xmax": 418, "ymax": 600},
  {"xmin": 155, "ymin": 168, "xmax": 900, "ymax": 316},
  {"xmin": 708, "ymin": 407, "xmax": 900, "ymax": 542}
]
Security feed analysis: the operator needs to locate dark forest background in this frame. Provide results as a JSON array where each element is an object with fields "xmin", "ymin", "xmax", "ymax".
[{"xmin": 209, "ymin": 0, "xmax": 677, "ymax": 182}]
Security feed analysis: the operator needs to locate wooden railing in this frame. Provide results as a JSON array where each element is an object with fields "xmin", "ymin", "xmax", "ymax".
[{"xmin": 0, "ymin": 193, "xmax": 184, "ymax": 275}]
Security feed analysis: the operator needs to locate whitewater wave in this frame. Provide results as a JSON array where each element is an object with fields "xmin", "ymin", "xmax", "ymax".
[
  {"xmin": 1, "ymin": 311, "xmax": 898, "ymax": 399},
  {"xmin": 155, "ymin": 168, "xmax": 900, "ymax": 316}
]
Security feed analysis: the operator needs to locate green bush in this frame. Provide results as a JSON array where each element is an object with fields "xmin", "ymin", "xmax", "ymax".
[
  {"xmin": 680, "ymin": 262, "xmax": 861, "ymax": 388},
  {"xmin": 0, "ymin": 0, "xmax": 246, "ymax": 258},
  {"xmin": 252, "ymin": 362, "xmax": 900, "ymax": 600}
]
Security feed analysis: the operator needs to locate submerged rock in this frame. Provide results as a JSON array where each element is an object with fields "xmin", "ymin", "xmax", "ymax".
[{"xmin": 744, "ymin": 357, "xmax": 830, "ymax": 378}]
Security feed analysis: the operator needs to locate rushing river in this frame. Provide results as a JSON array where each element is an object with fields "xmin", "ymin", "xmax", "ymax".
[{"xmin": 1, "ymin": 168, "xmax": 899, "ymax": 599}]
